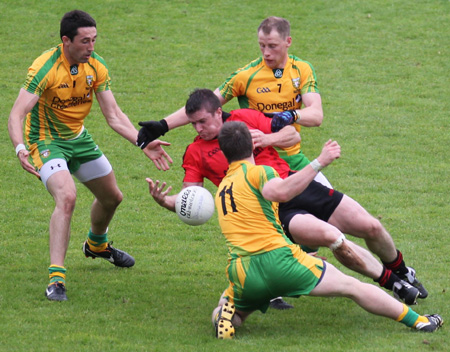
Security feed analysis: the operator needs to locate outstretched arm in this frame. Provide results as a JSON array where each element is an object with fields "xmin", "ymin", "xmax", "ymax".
[
  {"xmin": 146, "ymin": 178, "xmax": 203, "ymax": 212},
  {"xmin": 137, "ymin": 88, "xmax": 229, "ymax": 149},
  {"xmin": 96, "ymin": 90, "xmax": 173, "ymax": 170}
]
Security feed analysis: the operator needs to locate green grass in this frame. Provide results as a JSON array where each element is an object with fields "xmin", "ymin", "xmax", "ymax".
[{"xmin": 0, "ymin": 0, "xmax": 449, "ymax": 351}]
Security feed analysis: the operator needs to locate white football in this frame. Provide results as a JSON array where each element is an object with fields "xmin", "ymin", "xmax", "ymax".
[{"xmin": 175, "ymin": 186, "xmax": 215, "ymax": 226}]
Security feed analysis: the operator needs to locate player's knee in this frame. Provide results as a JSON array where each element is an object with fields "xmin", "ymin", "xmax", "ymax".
[
  {"xmin": 114, "ymin": 190, "xmax": 124, "ymax": 206},
  {"xmin": 329, "ymin": 233, "xmax": 346, "ymax": 251},
  {"xmin": 102, "ymin": 189, "xmax": 123, "ymax": 210},
  {"xmin": 56, "ymin": 189, "xmax": 77, "ymax": 214},
  {"xmin": 232, "ymin": 312, "xmax": 243, "ymax": 327},
  {"xmin": 319, "ymin": 226, "xmax": 346, "ymax": 249},
  {"xmin": 362, "ymin": 217, "xmax": 384, "ymax": 240}
]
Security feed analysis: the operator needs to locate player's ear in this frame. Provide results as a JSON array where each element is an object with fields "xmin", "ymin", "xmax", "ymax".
[
  {"xmin": 61, "ymin": 36, "xmax": 71, "ymax": 45},
  {"xmin": 286, "ymin": 36, "xmax": 292, "ymax": 47}
]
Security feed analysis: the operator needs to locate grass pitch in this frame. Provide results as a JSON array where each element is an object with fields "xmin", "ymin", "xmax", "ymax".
[{"xmin": 0, "ymin": 1, "xmax": 448, "ymax": 351}]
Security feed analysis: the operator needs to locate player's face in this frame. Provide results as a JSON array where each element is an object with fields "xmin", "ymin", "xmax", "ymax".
[
  {"xmin": 188, "ymin": 108, "xmax": 223, "ymax": 141},
  {"xmin": 63, "ymin": 27, "xmax": 97, "ymax": 65},
  {"xmin": 258, "ymin": 29, "xmax": 291, "ymax": 69}
]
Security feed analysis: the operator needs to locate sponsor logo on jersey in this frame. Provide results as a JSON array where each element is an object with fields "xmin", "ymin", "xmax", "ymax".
[
  {"xmin": 256, "ymin": 97, "xmax": 297, "ymax": 112},
  {"xmin": 208, "ymin": 147, "xmax": 222, "ymax": 158},
  {"xmin": 70, "ymin": 64, "xmax": 78, "ymax": 75},
  {"xmin": 58, "ymin": 83, "xmax": 70, "ymax": 89},
  {"xmin": 273, "ymin": 68, "xmax": 283, "ymax": 78},
  {"xmin": 51, "ymin": 94, "xmax": 92, "ymax": 110},
  {"xmin": 256, "ymin": 87, "xmax": 271, "ymax": 93}
]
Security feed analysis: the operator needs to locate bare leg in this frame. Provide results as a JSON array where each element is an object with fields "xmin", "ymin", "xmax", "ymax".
[
  {"xmin": 288, "ymin": 214, "xmax": 383, "ymax": 279},
  {"xmin": 46, "ymin": 171, "xmax": 77, "ymax": 266},
  {"xmin": 328, "ymin": 195, "xmax": 397, "ymax": 262},
  {"xmin": 83, "ymin": 171, "xmax": 123, "ymax": 235},
  {"xmin": 310, "ymin": 263, "xmax": 403, "ymax": 319}
]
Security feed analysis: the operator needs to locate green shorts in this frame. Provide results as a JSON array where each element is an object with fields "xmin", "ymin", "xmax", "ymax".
[
  {"xmin": 223, "ymin": 244, "xmax": 325, "ymax": 313},
  {"xmin": 280, "ymin": 151, "xmax": 310, "ymax": 171},
  {"xmin": 29, "ymin": 129, "xmax": 103, "ymax": 173}
]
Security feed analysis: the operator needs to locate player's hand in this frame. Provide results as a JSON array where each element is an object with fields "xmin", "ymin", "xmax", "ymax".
[
  {"xmin": 142, "ymin": 139, "xmax": 173, "ymax": 171},
  {"xmin": 17, "ymin": 150, "xmax": 40, "ymax": 178},
  {"xmin": 136, "ymin": 119, "xmax": 169, "ymax": 149},
  {"xmin": 317, "ymin": 140, "xmax": 341, "ymax": 167},
  {"xmin": 270, "ymin": 110, "xmax": 298, "ymax": 132},
  {"xmin": 250, "ymin": 129, "xmax": 270, "ymax": 148},
  {"xmin": 146, "ymin": 178, "xmax": 172, "ymax": 207}
]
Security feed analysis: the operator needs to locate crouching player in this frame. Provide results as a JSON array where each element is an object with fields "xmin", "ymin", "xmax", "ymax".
[{"xmin": 212, "ymin": 121, "xmax": 443, "ymax": 339}]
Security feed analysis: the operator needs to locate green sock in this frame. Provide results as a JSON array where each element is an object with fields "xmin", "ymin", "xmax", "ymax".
[
  {"xmin": 396, "ymin": 304, "xmax": 420, "ymax": 327},
  {"xmin": 87, "ymin": 229, "xmax": 108, "ymax": 252},
  {"xmin": 49, "ymin": 265, "xmax": 66, "ymax": 285}
]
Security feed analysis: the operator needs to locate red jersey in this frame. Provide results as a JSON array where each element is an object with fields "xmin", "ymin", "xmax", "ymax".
[{"xmin": 182, "ymin": 109, "xmax": 291, "ymax": 186}]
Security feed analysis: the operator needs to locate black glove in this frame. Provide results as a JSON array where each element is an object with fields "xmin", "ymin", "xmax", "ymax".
[
  {"xmin": 270, "ymin": 110, "xmax": 299, "ymax": 132},
  {"xmin": 136, "ymin": 119, "xmax": 169, "ymax": 149}
]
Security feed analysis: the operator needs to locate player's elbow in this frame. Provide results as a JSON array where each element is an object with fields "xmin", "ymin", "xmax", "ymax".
[
  {"xmin": 311, "ymin": 113, "xmax": 324, "ymax": 127},
  {"xmin": 262, "ymin": 182, "xmax": 292, "ymax": 203}
]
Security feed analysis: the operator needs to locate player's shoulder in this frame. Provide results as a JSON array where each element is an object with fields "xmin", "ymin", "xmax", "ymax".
[
  {"xmin": 31, "ymin": 45, "xmax": 62, "ymax": 69},
  {"xmin": 230, "ymin": 108, "xmax": 263, "ymax": 119},
  {"xmin": 89, "ymin": 51, "xmax": 109, "ymax": 69},
  {"xmin": 244, "ymin": 163, "xmax": 277, "ymax": 186},
  {"xmin": 234, "ymin": 56, "xmax": 265, "ymax": 74},
  {"xmin": 288, "ymin": 54, "xmax": 315, "ymax": 70}
]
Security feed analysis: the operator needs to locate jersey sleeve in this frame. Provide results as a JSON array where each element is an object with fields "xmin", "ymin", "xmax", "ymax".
[
  {"xmin": 23, "ymin": 49, "xmax": 58, "ymax": 97},
  {"xmin": 295, "ymin": 57, "xmax": 319, "ymax": 95},
  {"xmin": 248, "ymin": 165, "xmax": 279, "ymax": 193},
  {"xmin": 91, "ymin": 52, "xmax": 111, "ymax": 93},
  {"xmin": 218, "ymin": 58, "xmax": 263, "ymax": 102}
]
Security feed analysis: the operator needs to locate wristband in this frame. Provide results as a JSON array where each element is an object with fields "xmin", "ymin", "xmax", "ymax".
[
  {"xmin": 15, "ymin": 144, "xmax": 26, "ymax": 155},
  {"xmin": 310, "ymin": 159, "xmax": 323, "ymax": 172}
]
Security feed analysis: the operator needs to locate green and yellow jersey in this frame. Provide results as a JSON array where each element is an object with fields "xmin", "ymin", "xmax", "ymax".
[
  {"xmin": 23, "ymin": 43, "xmax": 111, "ymax": 144},
  {"xmin": 218, "ymin": 55, "xmax": 319, "ymax": 170},
  {"xmin": 215, "ymin": 160, "xmax": 292, "ymax": 258}
]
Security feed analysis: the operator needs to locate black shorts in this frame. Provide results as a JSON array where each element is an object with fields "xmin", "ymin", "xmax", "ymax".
[{"xmin": 278, "ymin": 179, "xmax": 344, "ymax": 242}]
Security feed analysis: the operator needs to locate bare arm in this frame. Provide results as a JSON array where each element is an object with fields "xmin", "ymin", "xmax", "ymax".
[
  {"xmin": 96, "ymin": 90, "xmax": 140, "ymax": 143},
  {"xmin": 8, "ymin": 88, "xmax": 41, "ymax": 177},
  {"xmin": 250, "ymin": 125, "xmax": 300, "ymax": 149},
  {"xmin": 295, "ymin": 92, "xmax": 323, "ymax": 127},
  {"xmin": 96, "ymin": 90, "xmax": 173, "ymax": 170},
  {"xmin": 262, "ymin": 140, "xmax": 340, "ymax": 202},
  {"xmin": 146, "ymin": 178, "xmax": 203, "ymax": 212}
]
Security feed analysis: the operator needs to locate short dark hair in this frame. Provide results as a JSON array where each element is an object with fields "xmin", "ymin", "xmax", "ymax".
[
  {"xmin": 60, "ymin": 10, "xmax": 96, "ymax": 41},
  {"xmin": 258, "ymin": 16, "xmax": 290, "ymax": 39},
  {"xmin": 185, "ymin": 88, "xmax": 221, "ymax": 116},
  {"xmin": 218, "ymin": 121, "xmax": 253, "ymax": 163}
]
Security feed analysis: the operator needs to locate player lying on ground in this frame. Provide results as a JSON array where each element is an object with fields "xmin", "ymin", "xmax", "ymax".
[{"xmin": 211, "ymin": 121, "xmax": 443, "ymax": 339}]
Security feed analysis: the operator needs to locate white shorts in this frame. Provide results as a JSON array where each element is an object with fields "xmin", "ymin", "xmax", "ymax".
[{"xmin": 40, "ymin": 155, "xmax": 112, "ymax": 188}]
